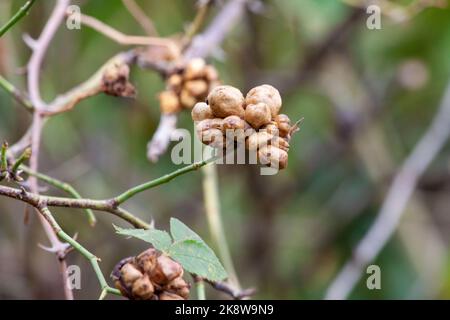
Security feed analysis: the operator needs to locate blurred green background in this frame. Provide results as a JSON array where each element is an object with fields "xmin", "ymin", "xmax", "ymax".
[{"xmin": 1, "ymin": 0, "xmax": 450, "ymax": 299}]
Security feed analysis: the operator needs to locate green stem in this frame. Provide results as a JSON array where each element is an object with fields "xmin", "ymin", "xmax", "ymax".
[
  {"xmin": 201, "ymin": 154, "xmax": 240, "ymax": 289},
  {"xmin": 112, "ymin": 207, "xmax": 150, "ymax": 229},
  {"xmin": 22, "ymin": 165, "xmax": 97, "ymax": 226},
  {"xmin": 39, "ymin": 206, "xmax": 121, "ymax": 299},
  {"xmin": 114, "ymin": 156, "xmax": 217, "ymax": 204},
  {"xmin": 98, "ymin": 286, "xmax": 122, "ymax": 300},
  {"xmin": 11, "ymin": 147, "xmax": 31, "ymax": 174},
  {"xmin": 1, "ymin": 157, "xmax": 220, "ymax": 229},
  {"xmin": 0, "ymin": 141, "xmax": 8, "ymax": 172},
  {"xmin": 196, "ymin": 279, "xmax": 206, "ymax": 300},
  {"xmin": 0, "ymin": 74, "xmax": 34, "ymax": 112},
  {"xmin": 0, "ymin": 0, "xmax": 37, "ymax": 37}
]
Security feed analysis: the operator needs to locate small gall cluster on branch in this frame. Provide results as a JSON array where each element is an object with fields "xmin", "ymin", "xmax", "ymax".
[
  {"xmin": 101, "ymin": 62, "xmax": 136, "ymax": 98},
  {"xmin": 159, "ymin": 58, "xmax": 220, "ymax": 114},
  {"xmin": 192, "ymin": 84, "xmax": 299, "ymax": 170},
  {"xmin": 112, "ymin": 248, "xmax": 190, "ymax": 300}
]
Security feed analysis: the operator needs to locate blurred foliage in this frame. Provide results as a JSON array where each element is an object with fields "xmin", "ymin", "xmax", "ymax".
[{"xmin": 1, "ymin": 0, "xmax": 450, "ymax": 299}]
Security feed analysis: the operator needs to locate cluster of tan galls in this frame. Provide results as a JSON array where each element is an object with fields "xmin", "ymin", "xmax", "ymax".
[
  {"xmin": 112, "ymin": 248, "xmax": 189, "ymax": 300},
  {"xmin": 159, "ymin": 58, "xmax": 220, "ymax": 114},
  {"xmin": 192, "ymin": 84, "xmax": 294, "ymax": 170}
]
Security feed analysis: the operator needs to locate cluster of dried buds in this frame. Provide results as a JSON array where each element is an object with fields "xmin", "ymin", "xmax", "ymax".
[
  {"xmin": 159, "ymin": 58, "xmax": 220, "ymax": 114},
  {"xmin": 112, "ymin": 248, "xmax": 190, "ymax": 300},
  {"xmin": 192, "ymin": 84, "xmax": 298, "ymax": 170}
]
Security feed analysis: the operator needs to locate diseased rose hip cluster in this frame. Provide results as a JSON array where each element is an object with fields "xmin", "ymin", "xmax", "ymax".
[
  {"xmin": 102, "ymin": 61, "xmax": 136, "ymax": 98},
  {"xmin": 112, "ymin": 248, "xmax": 190, "ymax": 300},
  {"xmin": 159, "ymin": 58, "xmax": 220, "ymax": 114},
  {"xmin": 192, "ymin": 84, "xmax": 297, "ymax": 170}
]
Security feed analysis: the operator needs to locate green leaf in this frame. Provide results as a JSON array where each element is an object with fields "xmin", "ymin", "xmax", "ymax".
[
  {"xmin": 170, "ymin": 217, "xmax": 202, "ymax": 242},
  {"xmin": 114, "ymin": 225, "xmax": 172, "ymax": 252},
  {"xmin": 114, "ymin": 219, "xmax": 228, "ymax": 281},
  {"xmin": 168, "ymin": 239, "xmax": 227, "ymax": 281}
]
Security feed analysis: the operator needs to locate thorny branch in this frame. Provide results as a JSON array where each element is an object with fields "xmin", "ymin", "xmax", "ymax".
[
  {"xmin": 22, "ymin": 165, "xmax": 97, "ymax": 226},
  {"xmin": 36, "ymin": 205, "xmax": 121, "ymax": 298},
  {"xmin": 1, "ymin": 0, "xmax": 251, "ymax": 300},
  {"xmin": 0, "ymin": 153, "xmax": 235, "ymax": 299},
  {"xmin": 27, "ymin": 0, "xmax": 70, "ymax": 110},
  {"xmin": 25, "ymin": 0, "xmax": 73, "ymax": 300},
  {"xmin": 0, "ymin": 156, "xmax": 216, "ymax": 229}
]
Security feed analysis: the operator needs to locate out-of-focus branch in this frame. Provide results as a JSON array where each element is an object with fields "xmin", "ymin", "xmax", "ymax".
[
  {"xmin": 148, "ymin": 0, "xmax": 249, "ymax": 162},
  {"xmin": 182, "ymin": 0, "xmax": 213, "ymax": 49},
  {"xmin": 9, "ymin": 50, "xmax": 136, "ymax": 119},
  {"xmin": 121, "ymin": 0, "xmax": 158, "ymax": 36},
  {"xmin": 317, "ymin": 53, "xmax": 446, "ymax": 297},
  {"xmin": 8, "ymin": 123, "xmax": 40, "ymax": 157},
  {"xmin": 146, "ymin": 114, "xmax": 178, "ymax": 162},
  {"xmin": 0, "ymin": 142, "xmax": 8, "ymax": 179},
  {"xmin": 184, "ymin": 0, "xmax": 248, "ymax": 60},
  {"xmin": 0, "ymin": 0, "xmax": 36, "ymax": 37},
  {"xmin": 259, "ymin": 8, "xmax": 364, "ymax": 95},
  {"xmin": 325, "ymin": 80, "xmax": 450, "ymax": 300},
  {"xmin": 193, "ymin": 274, "xmax": 255, "ymax": 300},
  {"xmin": 41, "ymin": 51, "xmax": 137, "ymax": 115},
  {"xmin": 0, "ymin": 74, "xmax": 34, "ymax": 112},
  {"xmin": 205, "ymin": 278, "xmax": 256, "ymax": 300},
  {"xmin": 25, "ymin": 0, "xmax": 72, "ymax": 300},
  {"xmin": 202, "ymin": 160, "xmax": 241, "ymax": 290},
  {"xmin": 72, "ymin": 11, "xmax": 179, "ymax": 57},
  {"xmin": 27, "ymin": 0, "xmax": 70, "ymax": 110},
  {"xmin": 342, "ymin": 0, "xmax": 446, "ymax": 23}
]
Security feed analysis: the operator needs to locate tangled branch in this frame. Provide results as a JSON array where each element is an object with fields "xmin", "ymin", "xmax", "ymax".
[{"xmin": 0, "ymin": 0, "xmax": 251, "ymax": 300}]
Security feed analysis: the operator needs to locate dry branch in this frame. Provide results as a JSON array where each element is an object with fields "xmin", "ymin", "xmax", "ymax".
[
  {"xmin": 121, "ymin": 0, "xmax": 158, "ymax": 36},
  {"xmin": 147, "ymin": 0, "xmax": 249, "ymax": 161},
  {"xmin": 325, "ymin": 80, "xmax": 450, "ymax": 300}
]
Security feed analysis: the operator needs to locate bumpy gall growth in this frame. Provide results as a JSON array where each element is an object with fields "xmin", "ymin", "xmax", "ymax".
[
  {"xmin": 258, "ymin": 145, "xmax": 288, "ymax": 170},
  {"xmin": 112, "ymin": 248, "xmax": 190, "ymax": 300},
  {"xmin": 208, "ymin": 85, "xmax": 245, "ymax": 118},
  {"xmin": 245, "ymin": 84, "xmax": 282, "ymax": 118},
  {"xmin": 192, "ymin": 84, "xmax": 300, "ymax": 171},
  {"xmin": 192, "ymin": 102, "xmax": 214, "ymax": 122},
  {"xmin": 159, "ymin": 58, "xmax": 220, "ymax": 114},
  {"xmin": 275, "ymin": 114, "xmax": 291, "ymax": 137},
  {"xmin": 244, "ymin": 103, "xmax": 272, "ymax": 129}
]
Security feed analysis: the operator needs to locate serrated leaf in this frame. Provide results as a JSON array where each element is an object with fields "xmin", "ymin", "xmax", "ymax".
[
  {"xmin": 167, "ymin": 239, "xmax": 227, "ymax": 281},
  {"xmin": 170, "ymin": 217, "xmax": 202, "ymax": 242},
  {"xmin": 114, "ymin": 225, "xmax": 172, "ymax": 252}
]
